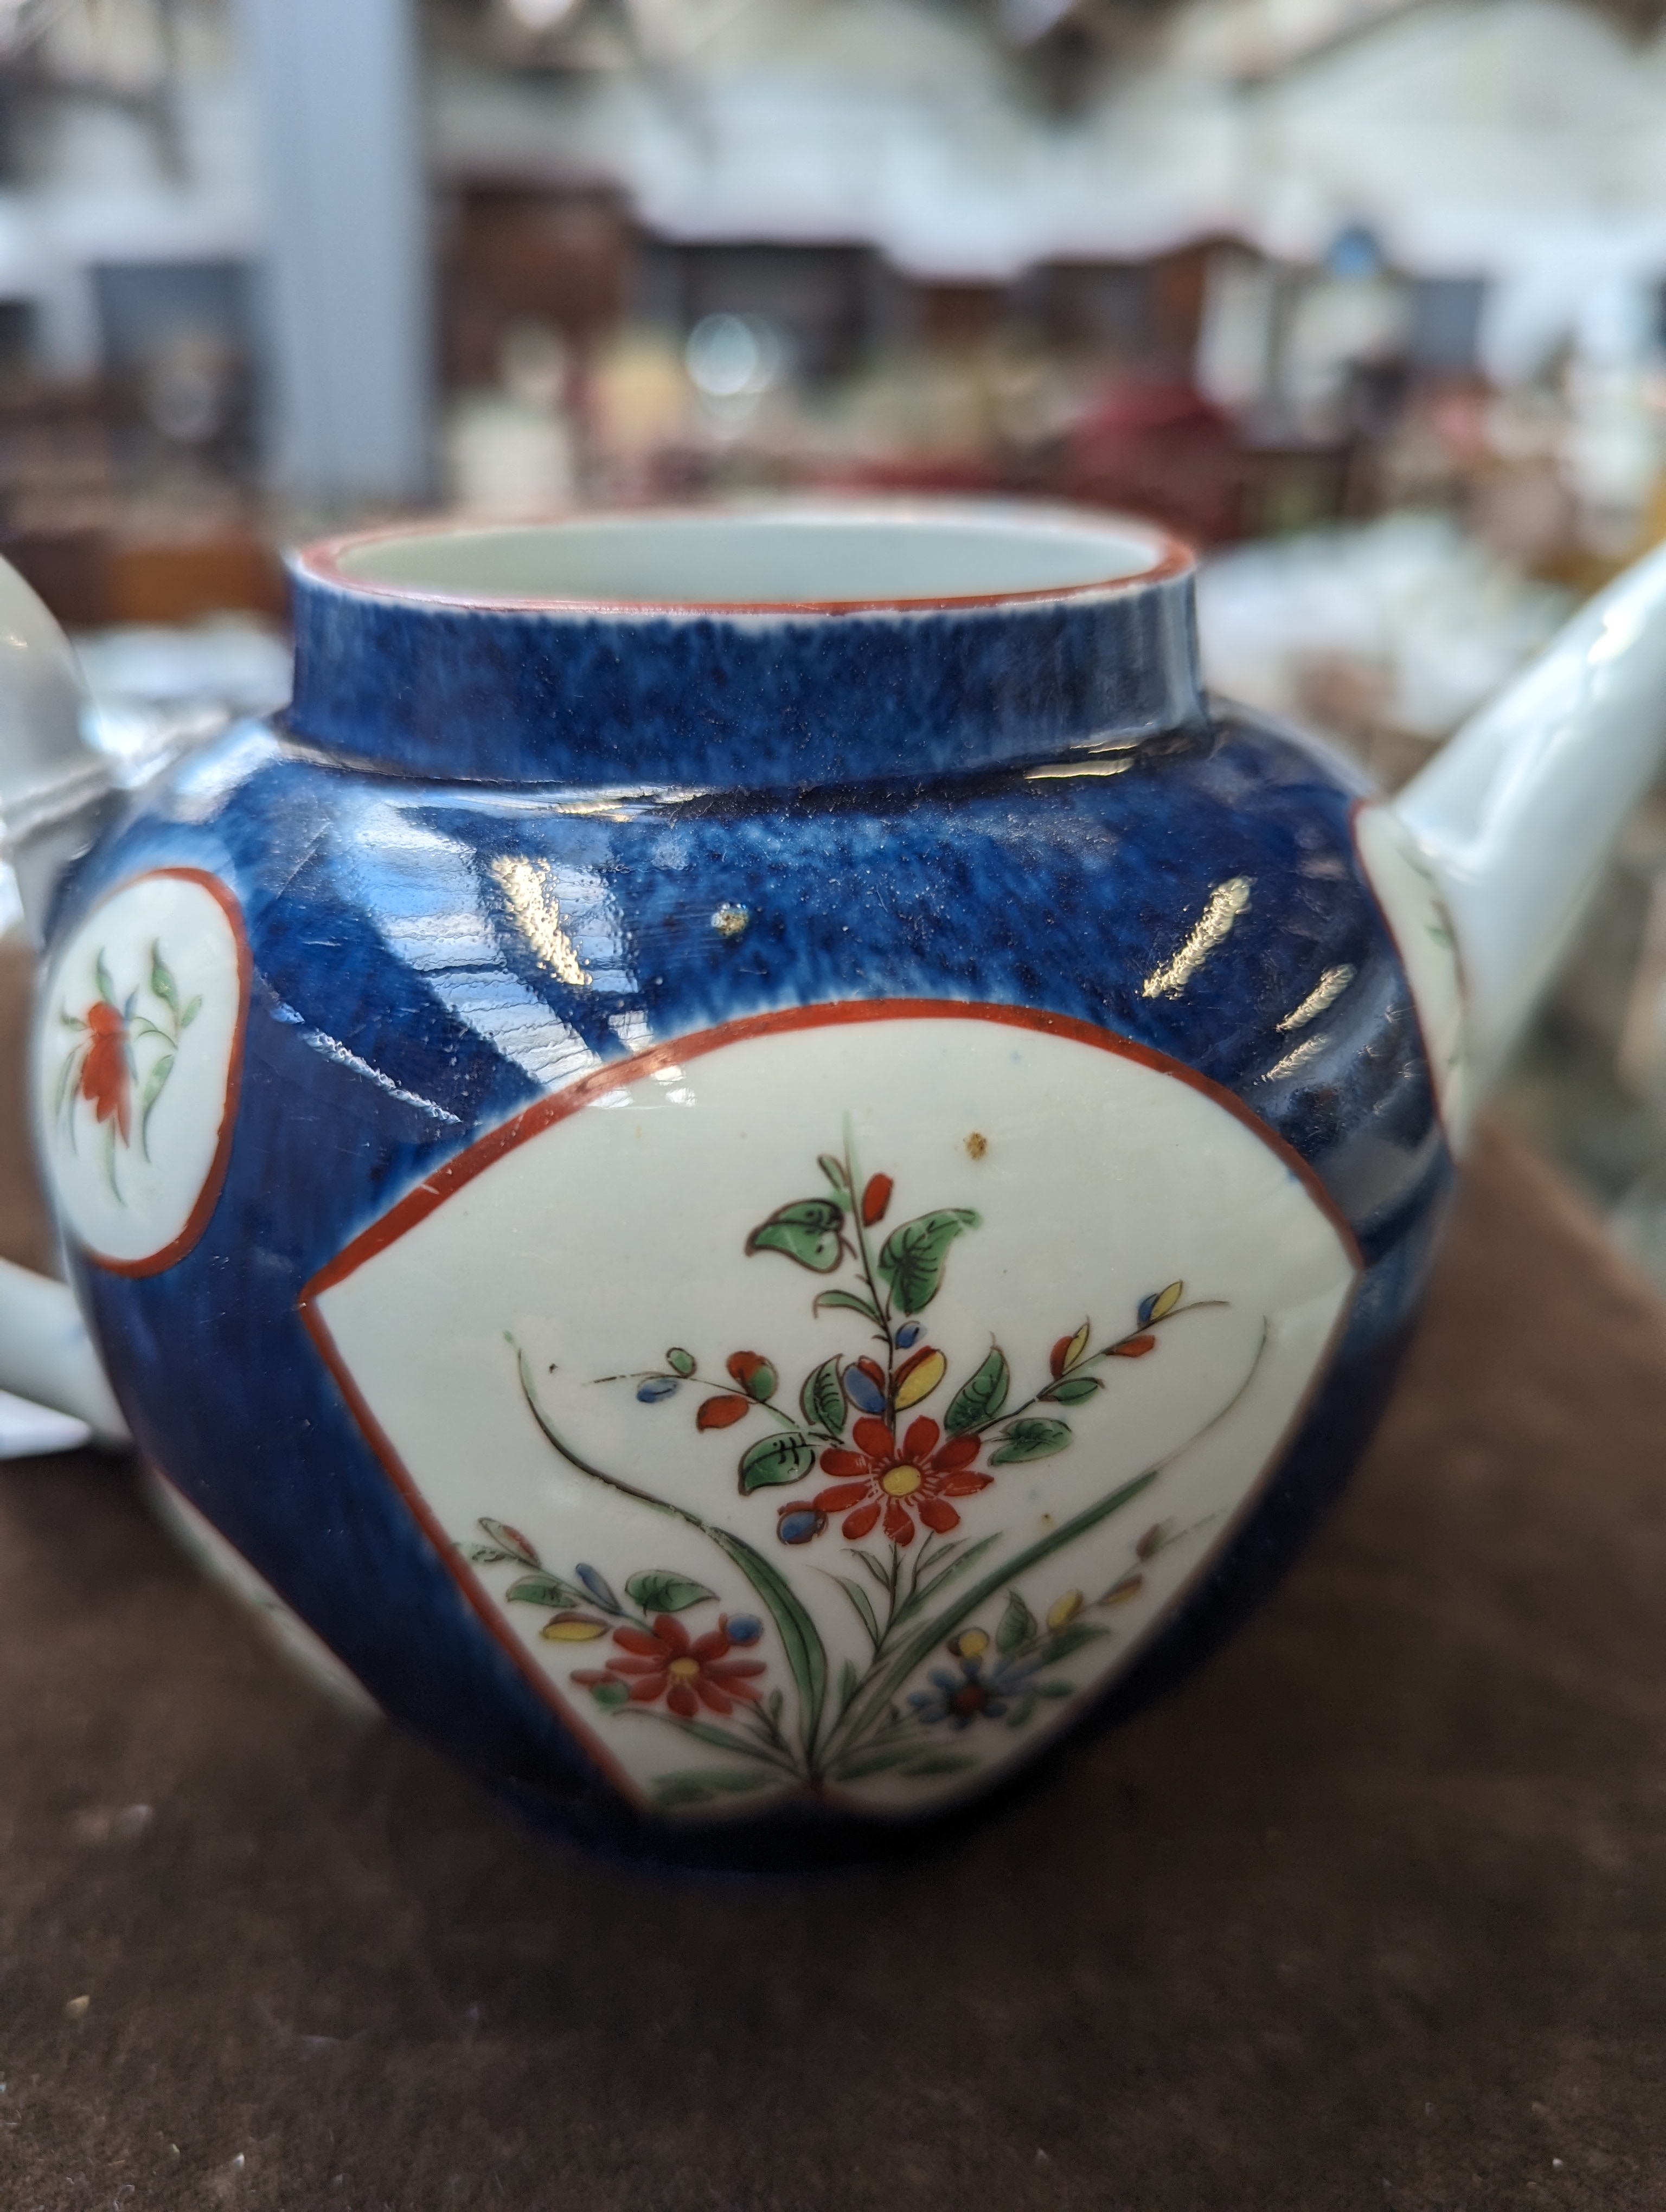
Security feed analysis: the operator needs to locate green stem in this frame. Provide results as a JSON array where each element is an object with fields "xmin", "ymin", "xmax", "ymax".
[
  {"xmin": 853, "ymin": 1539, "xmax": 909, "ymax": 1670},
  {"xmin": 821, "ymin": 1467, "xmax": 1161, "ymax": 1773},
  {"xmin": 823, "ymin": 1320, "xmax": 1273, "ymax": 1773},
  {"xmin": 607, "ymin": 1368, "xmax": 840, "ymax": 1444},
  {"xmin": 967, "ymin": 1300, "xmax": 1229, "ymax": 1438},
  {"xmin": 619, "ymin": 1707, "xmax": 800, "ymax": 1779},
  {"xmin": 517, "ymin": 1349, "xmax": 829, "ymax": 1768},
  {"xmin": 842, "ymin": 1115, "xmax": 899, "ymax": 1413},
  {"xmin": 603, "ymin": 1369, "xmax": 815, "ymax": 1433}
]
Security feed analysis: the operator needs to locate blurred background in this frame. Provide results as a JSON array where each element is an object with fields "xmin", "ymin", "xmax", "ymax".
[{"xmin": 3, "ymin": 0, "xmax": 1666, "ymax": 1270}]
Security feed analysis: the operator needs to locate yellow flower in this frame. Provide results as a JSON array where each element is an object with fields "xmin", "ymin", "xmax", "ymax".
[
  {"xmin": 894, "ymin": 1348, "xmax": 946, "ymax": 1410},
  {"xmin": 1046, "ymin": 1590, "xmax": 1083, "ymax": 1629},
  {"xmin": 948, "ymin": 1627, "xmax": 989, "ymax": 1660}
]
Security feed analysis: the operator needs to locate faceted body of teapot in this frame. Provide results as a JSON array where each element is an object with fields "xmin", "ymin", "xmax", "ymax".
[{"xmin": 27, "ymin": 506, "xmax": 1460, "ymax": 1866}]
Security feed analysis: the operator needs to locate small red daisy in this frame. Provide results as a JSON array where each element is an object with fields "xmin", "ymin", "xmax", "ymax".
[
  {"xmin": 808, "ymin": 1414, "xmax": 992, "ymax": 1547},
  {"xmin": 572, "ymin": 1613, "xmax": 766, "ymax": 1719}
]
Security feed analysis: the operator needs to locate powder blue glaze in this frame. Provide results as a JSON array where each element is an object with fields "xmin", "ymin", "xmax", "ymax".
[
  {"xmin": 287, "ymin": 563, "xmax": 1204, "ymax": 787},
  {"xmin": 44, "ymin": 555, "xmax": 1454, "ymax": 1870}
]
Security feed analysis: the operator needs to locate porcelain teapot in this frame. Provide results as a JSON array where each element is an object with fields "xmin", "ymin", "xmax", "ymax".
[{"xmin": 0, "ymin": 501, "xmax": 1654, "ymax": 1867}]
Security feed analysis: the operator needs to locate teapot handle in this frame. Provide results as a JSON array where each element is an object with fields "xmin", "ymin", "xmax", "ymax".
[
  {"xmin": 0, "ymin": 1255, "xmax": 129, "ymax": 1444},
  {"xmin": 0, "ymin": 557, "xmax": 119, "ymax": 943},
  {"xmin": 0, "ymin": 554, "xmax": 129, "ymax": 1444}
]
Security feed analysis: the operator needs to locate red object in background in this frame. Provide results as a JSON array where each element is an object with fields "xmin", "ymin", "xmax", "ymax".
[
  {"xmin": 817, "ymin": 378, "xmax": 1253, "ymax": 548},
  {"xmin": 1056, "ymin": 379, "xmax": 1248, "ymax": 545}
]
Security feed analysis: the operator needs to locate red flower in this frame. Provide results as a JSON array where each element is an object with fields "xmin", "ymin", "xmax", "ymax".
[
  {"xmin": 572, "ymin": 1613, "xmax": 765, "ymax": 1719},
  {"xmin": 79, "ymin": 1000, "xmax": 130, "ymax": 1144},
  {"xmin": 810, "ymin": 1415, "xmax": 992, "ymax": 1547}
]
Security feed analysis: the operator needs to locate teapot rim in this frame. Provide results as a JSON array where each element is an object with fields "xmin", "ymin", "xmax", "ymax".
[{"xmin": 291, "ymin": 497, "xmax": 1196, "ymax": 621}]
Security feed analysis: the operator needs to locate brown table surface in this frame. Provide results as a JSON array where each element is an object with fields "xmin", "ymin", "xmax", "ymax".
[{"xmin": 4, "ymin": 972, "xmax": 1665, "ymax": 2209}]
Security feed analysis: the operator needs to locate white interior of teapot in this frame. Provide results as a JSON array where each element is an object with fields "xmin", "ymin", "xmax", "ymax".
[{"xmin": 326, "ymin": 506, "xmax": 1177, "ymax": 608}]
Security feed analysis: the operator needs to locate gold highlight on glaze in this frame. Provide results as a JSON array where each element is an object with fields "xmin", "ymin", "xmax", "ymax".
[
  {"xmin": 1140, "ymin": 877, "xmax": 1252, "ymax": 1000},
  {"xmin": 1277, "ymin": 963, "xmax": 1356, "ymax": 1033}
]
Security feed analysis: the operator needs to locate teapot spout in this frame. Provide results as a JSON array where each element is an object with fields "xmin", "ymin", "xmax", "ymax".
[
  {"xmin": 0, "ymin": 557, "xmax": 114, "ymax": 941},
  {"xmin": 1394, "ymin": 538, "xmax": 1666, "ymax": 1098}
]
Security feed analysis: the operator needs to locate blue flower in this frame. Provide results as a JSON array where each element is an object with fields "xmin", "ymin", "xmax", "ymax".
[
  {"xmin": 574, "ymin": 1563, "xmax": 620, "ymax": 1610},
  {"xmin": 776, "ymin": 1506, "xmax": 827, "ymax": 1546},
  {"xmin": 842, "ymin": 1360, "xmax": 887, "ymax": 1416},
  {"xmin": 895, "ymin": 1322, "xmax": 922, "ymax": 1348},
  {"xmin": 907, "ymin": 1655, "xmax": 1010, "ymax": 1729},
  {"xmin": 724, "ymin": 1613, "xmax": 764, "ymax": 1645}
]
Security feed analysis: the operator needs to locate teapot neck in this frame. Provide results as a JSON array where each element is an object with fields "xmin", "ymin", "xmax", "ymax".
[{"xmin": 284, "ymin": 540, "xmax": 1205, "ymax": 790}]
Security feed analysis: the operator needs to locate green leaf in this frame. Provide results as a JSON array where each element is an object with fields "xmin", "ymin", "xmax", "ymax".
[
  {"xmin": 989, "ymin": 1418, "xmax": 1073, "ymax": 1465},
  {"xmin": 651, "ymin": 1768, "xmax": 774, "ymax": 1809},
  {"xmin": 653, "ymin": 1777, "xmax": 713, "ymax": 1807},
  {"xmin": 833, "ymin": 1573, "xmax": 881, "ymax": 1650},
  {"xmin": 1045, "ymin": 1374, "xmax": 1103, "ymax": 1406},
  {"xmin": 818, "ymin": 1152, "xmax": 851, "ymax": 1198},
  {"xmin": 738, "ymin": 1431, "xmax": 817, "ymax": 1493},
  {"xmin": 478, "ymin": 1517, "xmax": 540, "ymax": 1568},
  {"xmin": 853, "ymin": 1547, "xmax": 895, "ymax": 1592},
  {"xmin": 140, "ymin": 1048, "xmax": 175, "ymax": 1099},
  {"xmin": 625, "ymin": 1569, "xmax": 717, "ymax": 1613},
  {"xmin": 800, "ymin": 1355, "xmax": 845, "ymax": 1437},
  {"xmin": 139, "ymin": 1052, "xmax": 174, "ymax": 1148},
  {"xmin": 149, "ymin": 942, "xmax": 178, "ymax": 1014},
  {"xmin": 813, "ymin": 1288, "xmax": 882, "ymax": 1323},
  {"xmin": 837, "ymin": 1656, "xmax": 860, "ymax": 1715},
  {"xmin": 53, "ymin": 1046, "xmax": 79, "ymax": 1121},
  {"xmin": 746, "ymin": 1198, "xmax": 845, "ymax": 1274},
  {"xmin": 876, "ymin": 1209, "xmax": 981, "ymax": 1315},
  {"xmin": 830, "ymin": 1745, "xmax": 918, "ymax": 1781},
  {"xmin": 627, "ymin": 1714, "xmax": 772, "ymax": 1759},
  {"xmin": 588, "ymin": 1679, "xmax": 630, "ymax": 1710},
  {"xmin": 462, "ymin": 1543, "xmax": 519, "ymax": 1566},
  {"xmin": 945, "ymin": 1345, "xmax": 1009, "ymax": 1433},
  {"xmin": 666, "ymin": 1347, "xmax": 696, "ymax": 1377},
  {"xmin": 704, "ymin": 1526, "xmax": 828, "ymax": 1760},
  {"xmin": 94, "ymin": 950, "xmax": 114, "ymax": 1004},
  {"xmin": 892, "ymin": 1532, "xmax": 1002, "ymax": 1626},
  {"xmin": 181, "ymin": 996, "xmax": 202, "ymax": 1028},
  {"xmin": 505, "ymin": 1573, "xmax": 584, "ymax": 1608},
  {"xmin": 699, "ymin": 1769, "xmax": 774, "ymax": 1796},
  {"xmin": 997, "ymin": 1589, "xmax": 1036, "ymax": 1652}
]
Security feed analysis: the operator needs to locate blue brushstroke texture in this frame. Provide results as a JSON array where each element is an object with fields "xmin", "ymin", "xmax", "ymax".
[{"xmin": 287, "ymin": 565, "xmax": 1205, "ymax": 785}]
